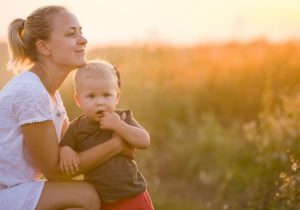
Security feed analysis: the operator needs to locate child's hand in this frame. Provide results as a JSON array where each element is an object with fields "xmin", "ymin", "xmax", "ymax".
[
  {"xmin": 59, "ymin": 146, "xmax": 80, "ymax": 175},
  {"xmin": 99, "ymin": 112, "xmax": 123, "ymax": 130}
]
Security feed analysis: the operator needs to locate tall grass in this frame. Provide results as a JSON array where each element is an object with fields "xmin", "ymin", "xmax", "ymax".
[{"xmin": 1, "ymin": 40, "xmax": 300, "ymax": 209}]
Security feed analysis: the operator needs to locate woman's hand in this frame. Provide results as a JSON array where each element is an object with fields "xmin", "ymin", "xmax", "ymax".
[
  {"xmin": 59, "ymin": 146, "xmax": 80, "ymax": 175},
  {"xmin": 121, "ymin": 142, "xmax": 136, "ymax": 160}
]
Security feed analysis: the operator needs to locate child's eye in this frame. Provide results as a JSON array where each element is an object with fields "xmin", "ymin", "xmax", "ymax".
[
  {"xmin": 87, "ymin": 94, "xmax": 95, "ymax": 99},
  {"xmin": 104, "ymin": 93, "xmax": 112, "ymax": 97}
]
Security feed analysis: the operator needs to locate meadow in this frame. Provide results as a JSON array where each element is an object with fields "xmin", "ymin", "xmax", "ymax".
[{"xmin": 1, "ymin": 40, "xmax": 300, "ymax": 209}]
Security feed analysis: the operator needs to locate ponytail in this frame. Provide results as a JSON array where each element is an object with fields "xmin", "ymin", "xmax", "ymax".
[
  {"xmin": 7, "ymin": 18, "xmax": 30, "ymax": 73},
  {"xmin": 6, "ymin": 5, "xmax": 66, "ymax": 74}
]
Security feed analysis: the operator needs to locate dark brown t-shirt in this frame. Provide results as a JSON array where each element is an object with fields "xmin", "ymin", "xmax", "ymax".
[{"xmin": 60, "ymin": 109, "xmax": 147, "ymax": 202}]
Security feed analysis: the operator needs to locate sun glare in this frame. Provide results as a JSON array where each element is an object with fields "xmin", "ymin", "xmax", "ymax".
[{"xmin": 1, "ymin": 0, "xmax": 300, "ymax": 46}]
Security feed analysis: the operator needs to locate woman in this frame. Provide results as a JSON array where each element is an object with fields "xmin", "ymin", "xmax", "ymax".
[{"xmin": 0, "ymin": 5, "xmax": 133, "ymax": 210}]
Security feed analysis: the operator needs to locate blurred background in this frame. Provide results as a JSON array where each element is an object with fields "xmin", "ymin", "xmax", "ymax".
[{"xmin": 1, "ymin": 1, "xmax": 300, "ymax": 209}]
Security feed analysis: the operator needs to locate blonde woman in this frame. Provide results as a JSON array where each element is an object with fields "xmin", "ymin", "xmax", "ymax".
[{"xmin": 0, "ymin": 5, "xmax": 133, "ymax": 210}]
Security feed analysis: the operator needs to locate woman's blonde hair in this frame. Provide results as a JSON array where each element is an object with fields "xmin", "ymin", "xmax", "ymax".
[{"xmin": 7, "ymin": 5, "xmax": 66, "ymax": 73}]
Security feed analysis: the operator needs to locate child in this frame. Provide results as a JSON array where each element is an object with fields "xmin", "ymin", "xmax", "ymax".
[{"xmin": 59, "ymin": 60, "xmax": 154, "ymax": 210}]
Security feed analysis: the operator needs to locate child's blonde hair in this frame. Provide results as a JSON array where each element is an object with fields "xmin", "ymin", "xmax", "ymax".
[{"xmin": 74, "ymin": 60, "xmax": 121, "ymax": 93}]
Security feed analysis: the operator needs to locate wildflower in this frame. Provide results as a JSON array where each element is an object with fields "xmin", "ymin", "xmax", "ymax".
[
  {"xmin": 292, "ymin": 162, "xmax": 298, "ymax": 172},
  {"xmin": 280, "ymin": 172, "xmax": 287, "ymax": 179}
]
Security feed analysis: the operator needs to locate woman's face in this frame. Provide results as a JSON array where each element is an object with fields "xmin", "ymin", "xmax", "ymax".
[{"xmin": 46, "ymin": 10, "xmax": 87, "ymax": 69}]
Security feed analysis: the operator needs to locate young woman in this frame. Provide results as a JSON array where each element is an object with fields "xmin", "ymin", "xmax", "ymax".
[{"xmin": 0, "ymin": 5, "xmax": 134, "ymax": 210}]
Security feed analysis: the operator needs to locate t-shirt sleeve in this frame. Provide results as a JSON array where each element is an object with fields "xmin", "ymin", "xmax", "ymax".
[
  {"xmin": 13, "ymin": 84, "xmax": 53, "ymax": 126},
  {"xmin": 120, "ymin": 109, "xmax": 144, "ymax": 128},
  {"xmin": 59, "ymin": 121, "xmax": 77, "ymax": 149}
]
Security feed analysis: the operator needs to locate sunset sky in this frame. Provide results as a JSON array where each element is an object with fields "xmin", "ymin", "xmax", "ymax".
[{"xmin": 0, "ymin": 0, "xmax": 300, "ymax": 46}]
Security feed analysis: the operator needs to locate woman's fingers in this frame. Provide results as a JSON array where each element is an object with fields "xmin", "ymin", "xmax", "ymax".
[{"xmin": 121, "ymin": 142, "xmax": 136, "ymax": 159}]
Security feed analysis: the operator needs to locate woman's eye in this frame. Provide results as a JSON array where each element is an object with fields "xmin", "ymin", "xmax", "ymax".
[{"xmin": 66, "ymin": 31, "xmax": 75, "ymax": 36}]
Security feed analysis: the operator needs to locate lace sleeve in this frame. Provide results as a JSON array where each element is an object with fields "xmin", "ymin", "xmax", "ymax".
[
  {"xmin": 13, "ymin": 84, "xmax": 53, "ymax": 126},
  {"xmin": 119, "ymin": 109, "xmax": 144, "ymax": 128}
]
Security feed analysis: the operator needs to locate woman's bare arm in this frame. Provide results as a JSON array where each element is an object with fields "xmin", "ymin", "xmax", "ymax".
[{"xmin": 21, "ymin": 120, "xmax": 124, "ymax": 181}]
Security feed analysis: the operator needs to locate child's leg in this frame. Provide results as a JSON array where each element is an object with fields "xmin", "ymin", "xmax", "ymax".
[{"xmin": 36, "ymin": 180, "xmax": 101, "ymax": 210}]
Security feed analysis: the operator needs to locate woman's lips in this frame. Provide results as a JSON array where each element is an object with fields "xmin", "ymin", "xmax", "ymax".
[{"xmin": 75, "ymin": 49, "xmax": 85, "ymax": 55}]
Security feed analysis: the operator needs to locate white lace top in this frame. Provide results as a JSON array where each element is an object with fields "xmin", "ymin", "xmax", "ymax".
[{"xmin": 0, "ymin": 71, "xmax": 68, "ymax": 210}]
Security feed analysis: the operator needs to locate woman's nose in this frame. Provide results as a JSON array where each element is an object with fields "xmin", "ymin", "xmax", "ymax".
[{"xmin": 78, "ymin": 34, "xmax": 87, "ymax": 45}]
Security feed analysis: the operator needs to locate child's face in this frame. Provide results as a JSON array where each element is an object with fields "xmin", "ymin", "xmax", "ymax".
[{"xmin": 75, "ymin": 75, "xmax": 119, "ymax": 122}]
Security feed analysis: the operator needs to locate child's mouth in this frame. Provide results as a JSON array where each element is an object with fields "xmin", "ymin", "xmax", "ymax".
[{"xmin": 96, "ymin": 110, "xmax": 104, "ymax": 115}]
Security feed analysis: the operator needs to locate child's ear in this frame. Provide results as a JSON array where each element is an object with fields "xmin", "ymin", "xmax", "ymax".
[
  {"xmin": 36, "ymin": 40, "xmax": 50, "ymax": 56},
  {"xmin": 74, "ymin": 94, "xmax": 81, "ymax": 108}
]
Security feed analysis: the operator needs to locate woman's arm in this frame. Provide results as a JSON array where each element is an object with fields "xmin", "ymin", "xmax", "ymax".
[{"xmin": 21, "ymin": 120, "xmax": 124, "ymax": 181}]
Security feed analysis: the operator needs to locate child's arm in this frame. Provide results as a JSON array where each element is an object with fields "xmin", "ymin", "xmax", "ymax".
[
  {"xmin": 59, "ymin": 121, "xmax": 80, "ymax": 175},
  {"xmin": 100, "ymin": 111, "xmax": 150, "ymax": 149}
]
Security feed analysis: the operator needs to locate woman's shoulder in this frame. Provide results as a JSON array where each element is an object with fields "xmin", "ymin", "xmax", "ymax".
[
  {"xmin": 13, "ymin": 71, "xmax": 44, "ymax": 88},
  {"xmin": 2, "ymin": 71, "xmax": 47, "ymax": 97},
  {"xmin": 0, "ymin": 71, "xmax": 51, "ymax": 111}
]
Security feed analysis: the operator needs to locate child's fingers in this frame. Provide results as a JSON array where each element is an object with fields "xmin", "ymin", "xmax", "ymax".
[
  {"xmin": 76, "ymin": 155, "xmax": 80, "ymax": 170},
  {"xmin": 73, "ymin": 157, "xmax": 79, "ymax": 172},
  {"xmin": 98, "ymin": 120, "xmax": 103, "ymax": 129},
  {"xmin": 61, "ymin": 160, "xmax": 69, "ymax": 175},
  {"xmin": 63, "ymin": 161, "xmax": 71, "ymax": 175},
  {"xmin": 76, "ymin": 155, "xmax": 80, "ymax": 165},
  {"xmin": 68, "ymin": 161, "xmax": 75, "ymax": 175},
  {"xmin": 120, "ymin": 112, "xmax": 126, "ymax": 121},
  {"xmin": 60, "ymin": 161, "xmax": 65, "ymax": 174}
]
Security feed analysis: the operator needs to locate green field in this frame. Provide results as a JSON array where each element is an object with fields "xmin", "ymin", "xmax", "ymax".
[{"xmin": 1, "ymin": 40, "xmax": 300, "ymax": 209}]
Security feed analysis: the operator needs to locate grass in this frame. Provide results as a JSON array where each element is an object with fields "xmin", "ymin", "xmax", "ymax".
[{"xmin": 2, "ymin": 39, "xmax": 300, "ymax": 209}]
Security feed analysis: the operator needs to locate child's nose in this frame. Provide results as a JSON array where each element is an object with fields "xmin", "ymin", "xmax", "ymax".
[{"xmin": 96, "ymin": 98, "xmax": 104, "ymax": 105}]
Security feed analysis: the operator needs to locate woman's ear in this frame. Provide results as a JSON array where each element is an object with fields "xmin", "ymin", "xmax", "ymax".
[
  {"xmin": 36, "ymin": 40, "xmax": 51, "ymax": 56},
  {"xmin": 74, "ymin": 94, "xmax": 81, "ymax": 108}
]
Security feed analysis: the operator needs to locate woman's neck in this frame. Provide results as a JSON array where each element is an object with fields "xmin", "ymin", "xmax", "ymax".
[{"xmin": 30, "ymin": 63, "xmax": 69, "ymax": 96}]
